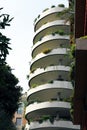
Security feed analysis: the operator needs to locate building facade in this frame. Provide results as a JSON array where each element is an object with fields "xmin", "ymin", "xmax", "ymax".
[
  {"xmin": 25, "ymin": 5, "xmax": 80, "ymax": 130},
  {"xmin": 74, "ymin": 0, "xmax": 87, "ymax": 130},
  {"xmin": 13, "ymin": 93, "xmax": 27, "ymax": 130}
]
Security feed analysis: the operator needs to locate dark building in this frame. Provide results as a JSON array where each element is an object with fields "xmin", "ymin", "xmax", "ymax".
[{"xmin": 74, "ymin": 0, "xmax": 87, "ymax": 130}]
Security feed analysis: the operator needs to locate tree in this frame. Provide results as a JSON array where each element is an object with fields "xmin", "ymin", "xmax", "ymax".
[
  {"xmin": 58, "ymin": 0, "xmax": 74, "ymax": 22},
  {"xmin": 0, "ymin": 8, "xmax": 22, "ymax": 130},
  {"xmin": 0, "ymin": 8, "xmax": 13, "ymax": 65},
  {"xmin": 0, "ymin": 109, "xmax": 16, "ymax": 130},
  {"xmin": 0, "ymin": 65, "xmax": 22, "ymax": 118},
  {"xmin": 0, "ymin": 7, "xmax": 14, "ymax": 29},
  {"xmin": 58, "ymin": 0, "xmax": 75, "ymax": 44},
  {"xmin": 0, "ymin": 33, "xmax": 11, "ymax": 64}
]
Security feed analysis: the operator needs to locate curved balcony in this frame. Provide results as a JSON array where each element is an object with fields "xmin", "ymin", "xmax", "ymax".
[
  {"xmin": 26, "ymin": 101, "xmax": 71, "ymax": 119},
  {"xmin": 34, "ymin": 7, "xmax": 66, "ymax": 31},
  {"xmin": 30, "ymin": 48, "xmax": 70, "ymax": 70},
  {"xmin": 32, "ymin": 34, "xmax": 70, "ymax": 58},
  {"xmin": 27, "ymin": 81, "xmax": 73, "ymax": 102},
  {"xmin": 29, "ymin": 65, "xmax": 70, "ymax": 86},
  {"xmin": 29, "ymin": 120, "xmax": 80, "ymax": 130},
  {"xmin": 33, "ymin": 20, "xmax": 70, "ymax": 44}
]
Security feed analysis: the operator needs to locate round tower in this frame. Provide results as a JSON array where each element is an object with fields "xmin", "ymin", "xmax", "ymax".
[{"xmin": 25, "ymin": 5, "xmax": 80, "ymax": 130}]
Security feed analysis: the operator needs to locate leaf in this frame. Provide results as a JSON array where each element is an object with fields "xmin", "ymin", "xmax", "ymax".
[
  {"xmin": 8, "ymin": 17, "xmax": 14, "ymax": 22},
  {"xmin": 0, "ymin": 7, "xmax": 3, "ymax": 11}
]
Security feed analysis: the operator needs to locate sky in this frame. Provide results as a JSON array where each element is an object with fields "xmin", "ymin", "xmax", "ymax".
[{"xmin": 0, "ymin": 0, "xmax": 68, "ymax": 92}]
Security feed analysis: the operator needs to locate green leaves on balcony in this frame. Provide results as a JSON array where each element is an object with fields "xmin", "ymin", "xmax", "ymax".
[
  {"xmin": 43, "ymin": 49, "xmax": 51, "ymax": 54},
  {"xmin": 42, "ymin": 8, "xmax": 49, "ymax": 12},
  {"xmin": 58, "ymin": 4, "xmax": 65, "ymax": 8}
]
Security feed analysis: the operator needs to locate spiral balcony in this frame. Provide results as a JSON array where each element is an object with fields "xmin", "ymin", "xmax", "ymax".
[
  {"xmin": 34, "ymin": 6, "xmax": 66, "ymax": 31},
  {"xmin": 32, "ymin": 35, "xmax": 70, "ymax": 58},
  {"xmin": 29, "ymin": 65, "xmax": 70, "ymax": 87},
  {"xmin": 27, "ymin": 81, "xmax": 73, "ymax": 102},
  {"xmin": 26, "ymin": 101, "xmax": 71, "ymax": 120},
  {"xmin": 30, "ymin": 48, "xmax": 71, "ymax": 71},
  {"xmin": 33, "ymin": 20, "xmax": 70, "ymax": 44}
]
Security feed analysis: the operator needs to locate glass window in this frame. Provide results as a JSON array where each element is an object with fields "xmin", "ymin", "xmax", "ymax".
[
  {"xmin": 17, "ymin": 103, "xmax": 24, "ymax": 114},
  {"xmin": 17, "ymin": 107, "xmax": 23, "ymax": 114},
  {"xmin": 16, "ymin": 118, "xmax": 22, "ymax": 126}
]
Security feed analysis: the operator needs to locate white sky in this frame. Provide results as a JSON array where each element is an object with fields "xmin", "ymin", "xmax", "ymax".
[{"xmin": 0, "ymin": 0, "xmax": 68, "ymax": 92}]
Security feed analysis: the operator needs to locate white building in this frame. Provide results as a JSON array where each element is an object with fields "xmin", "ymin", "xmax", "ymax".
[{"xmin": 25, "ymin": 5, "xmax": 80, "ymax": 130}]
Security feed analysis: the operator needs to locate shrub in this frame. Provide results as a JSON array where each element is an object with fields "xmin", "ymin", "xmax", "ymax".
[
  {"xmin": 58, "ymin": 30, "xmax": 65, "ymax": 35},
  {"xmin": 43, "ymin": 49, "xmax": 51, "ymax": 54},
  {"xmin": 38, "ymin": 14, "xmax": 40, "ymax": 18},
  {"xmin": 34, "ymin": 18, "xmax": 37, "ymax": 23},
  {"xmin": 58, "ymin": 4, "xmax": 65, "ymax": 7},
  {"xmin": 51, "ymin": 5, "xmax": 55, "ymax": 8},
  {"xmin": 43, "ymin": 8, "xmax": 49, "ymax": 12}
]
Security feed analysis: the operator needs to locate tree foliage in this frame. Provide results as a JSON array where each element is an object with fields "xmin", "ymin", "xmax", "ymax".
[
  {"xmin": 57, "ymin": 0, "xmax": 75, "ymax": 44},
  {"xmin": 57, "ymin": 0, "xmax": 74, "ymax": 23},
  {"xmin": 70, "ymin": 44, "xmax": 75, "ymax": 86},
  {"xmin": 0, "ymin": 65, "xmax": 22, "ymax": 119},
  {"xmin": 0, "ymin": 8, "xmax": 13, "ymax": 64},
  {"xmin": 0, "ymin": 33, "xmax": 11, "ymax": 64},
  {"xmin": 0, "ymin": 109, "xmax": 16, "ymax": 130},
  {"xmin": 0, "ymin": 8, "xmax": 14, "ymax": 29},
  {"xmin": 0, "ymin": 7, "xmax": 22, "ymax": 129}
]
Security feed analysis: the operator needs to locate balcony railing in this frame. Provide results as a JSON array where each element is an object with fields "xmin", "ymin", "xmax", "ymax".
[
  {"xmin": 29, "ymin": 119, "xmax": 80, "ymax": 130},
  {"xmin": 25, "ymin": 101, "xmax": 71, "ymax": 119}
]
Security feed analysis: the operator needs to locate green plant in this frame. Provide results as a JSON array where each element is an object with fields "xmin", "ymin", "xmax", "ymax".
[
  {"xmin": 55, "ymin": 31, "xmax": 59, "ymax": 34},
  {"xmin": 63, "ymin": 97, "xmax": 71, "ymax": 102},
  {"xmin": 51, "ymin": 98, "xmax": 57, "ymax": 101},
  {"xmin": 51, "ymin": 30, "xmax": 65, "ymax": 36},
  {"xmin": 43, "ymin": 49, "xmax": 51, "ymax": 54},
  {"xmin": 70, "ymin": 44, "xmax": 76, "ymax": 58},
  {"xmin": 0, "ymin": 9, "xmax": 22, "ymax": 130},
  {"xmin": 26, "ymin": 74, "xmax": 29, "ymax": 79},
  {"xmin": 38, "ymin": 115, "xmax": 55, "ymax": 124},
  {"xmin": 58, "ymin": 30, "xmax": 65, "ymax": 35},
  {"xmin": 58, "ymin": 4, "xmax": 65, "ymax": 7},
  {"xmin": 34, "ymin": 18, "xmax": 37, "ymax": 23},
  {"xmin": 30, "ymin": 68, "xmax": 36, "ymax": 73},
  {"xmin": 42, "ymin": 115, "xmax": 50, "ymax": 121},
  {"xmin": 34, "ymin": 14, "xmax": 40, "ymax": 23},
  {"xmin": 70, "ymin": 91, "xmax": 74, "ymax": 120},
  {"xmin": 49, "ymin": 80, "xmax": 53, "ymax": 83},
  {"xmin": 80, "ymin": 35, "xmax": 87, "ymax": 39},
  {"xmin": 57, "ymin": 0, "xmax": 74, "ymax": 44},
  {"xmin": 49, "ymin": 64, "xmax": 54, "ymax": 66},
  {"xmin": 51, "ymin": 5, "xmax": 55, "ymax": 8},
  {"xmin": 69, "ymin": 44, "xmax": 75, "ymax": 86},
  {"xmin": 43, "ymin": 8, "xmax": 49, "ymax": 12},
  {"xmin": 38, "ymin": 14, "xmax": 40, "ymax": 18},
  {"xmin": 31, "ymin": 84, "xmax": 38, "ymax": 88},
  {"xmin": 39, "ymin": 36, "xmax": 43, "ymax": 41},
  {"xmin": 29, "ymin": 118, "xmax": 33, "ymax": 124},
  {"xmin": 52, "ymin": 32, "xmax": 55, "ymax": 36},
  {"xmin": 44, "ymin": 22, "xmax": 48, "ymax": 25}
]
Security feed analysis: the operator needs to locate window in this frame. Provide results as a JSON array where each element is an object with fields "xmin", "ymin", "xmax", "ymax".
[
  {"xmin": 16, "ymin": 118, "xmax": 22, "ymax": 126},
  {"xmin": 17, "ymin": 103, "xmax": 24, "ymax": 114},
  {"xmin": 17, "ymin": 107, "xmax": 23, "ymax": 114}
]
